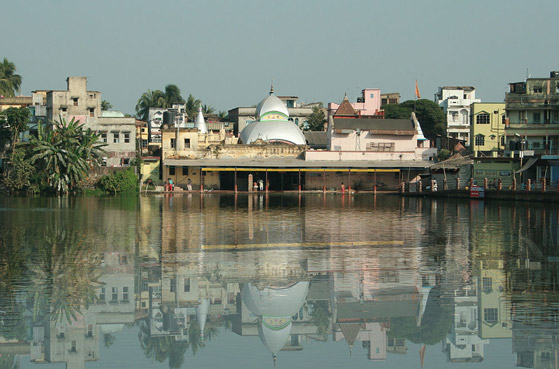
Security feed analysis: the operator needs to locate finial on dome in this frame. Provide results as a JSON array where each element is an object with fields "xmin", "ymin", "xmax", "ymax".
[
  {"xmin": 270, "ymin": 81, "xmax": 274, "ymax": 95},
  {"xmin": 343, "ymin": 92, "xmax": 348, "ymax": 100}
]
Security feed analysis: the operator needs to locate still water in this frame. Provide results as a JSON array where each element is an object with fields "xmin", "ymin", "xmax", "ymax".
[{"xmin": 0, "ymin": 193, "xmax": 558, "ymax": 369}]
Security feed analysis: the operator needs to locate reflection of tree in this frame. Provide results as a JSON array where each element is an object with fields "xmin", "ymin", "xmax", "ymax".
[
  {"xmin": 308, "ymin": 301, "xmax": 331, "ymax": 341},
  {"xmin": 27, "ymin": 227, "xmax": 102, "ymax": 323},
  {"xmin": 188, "ymin": 320, "xmax": 205, "ymax": 356},
  {"xmin": 104, "ymin": 333, "xmax": 116, "ymax": 348},
  {"xmin": 0, "ymin": 227, "xmax": 30, "ymax": 341},
  {"xmin": 0, "ymin": 354, "xmax": 19, "ymax": 369},
  {"xmin": 138, "ymin": 320, "xmax": 188, "ymax": 369},
  {"xmin": 388, "ymin": 286, "xmax": 453, "ymax": 345}
]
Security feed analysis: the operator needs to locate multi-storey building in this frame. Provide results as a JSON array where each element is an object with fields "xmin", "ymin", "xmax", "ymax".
[
  {"xmin": 470, "ymin": 102, "xmax": 506, "ymax": 157},
  {"xmin": 38, "ymin": 77, "xmax": 136, "ymax": 167},
  {"xmin": 505, "ymin": 71, "xmax": 559, "ymax": 184},
  {"xmin": 435, "ymin": 86, "xmax": 481, "ymax": 146}
]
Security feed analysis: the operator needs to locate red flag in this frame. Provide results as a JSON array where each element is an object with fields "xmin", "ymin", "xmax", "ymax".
[{"xmin": 415, "ymin": 80, "xmax": 421, "ymax": 99}]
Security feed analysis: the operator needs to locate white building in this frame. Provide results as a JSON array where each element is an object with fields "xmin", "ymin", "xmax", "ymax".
[{"xmin": 435, "ymin": 86, "xmax": 481, "ymax": 146}]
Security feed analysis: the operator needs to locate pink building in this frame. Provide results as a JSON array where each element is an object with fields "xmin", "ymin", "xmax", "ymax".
[{"xmin": 328, "ymin": 89, "xmax": 382, "ymax": 118}]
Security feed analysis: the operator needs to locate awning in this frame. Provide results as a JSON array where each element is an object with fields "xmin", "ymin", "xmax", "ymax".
[{"xmin": 514, "ymin": 157, "xmax": 538, "ymax": 174}]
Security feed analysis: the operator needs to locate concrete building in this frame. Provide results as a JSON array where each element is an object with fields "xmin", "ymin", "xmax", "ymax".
[
  {"xmin": 39, "ymin": 77, "xmax": 136, "ymax": 167},
  {"xmin": 505, "ymin": 71, "xmax": 559, "ymax": 184},
  {"xmin": 327, "ymin": 88, "xmax": 383, "ymax": 118},
  {"xmin": 435, "ymin": 86, "xmax": 481, "ymax": 146},
  {"xmin": 470, "ymin": 102, "xmax": 506, "ymax": 157}
]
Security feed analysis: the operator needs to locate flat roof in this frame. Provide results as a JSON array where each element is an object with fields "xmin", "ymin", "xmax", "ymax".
[{"xmin": 163, "ymin": 157, "xmax": 432, "ymax": 169}]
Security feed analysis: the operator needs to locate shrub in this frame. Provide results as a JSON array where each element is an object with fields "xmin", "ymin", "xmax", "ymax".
[{"xmin": 98, "ymin": 168, "xmax": 138, "ymax": 194}]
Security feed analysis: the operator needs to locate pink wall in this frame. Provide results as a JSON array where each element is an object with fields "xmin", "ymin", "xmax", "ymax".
[{"xmin": 328, "ymin": 88, "xmax": 381, "ymax": 117}]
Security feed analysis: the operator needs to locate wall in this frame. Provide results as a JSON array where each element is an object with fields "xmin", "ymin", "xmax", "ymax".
[{"xmin": 305, "ymin": 147, "xmax": 436, "ymax": 162}]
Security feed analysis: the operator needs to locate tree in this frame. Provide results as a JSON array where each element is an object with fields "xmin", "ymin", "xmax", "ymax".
[
  {"xmin": 381, "ymin": 103, "xmax": 413, "ymax": 120},
  {"xmin": 400, "ymin": 99, "xmax": 446, "ymax": 139},
  {"xmin": 164, "ymin": 84, "xmax": 185, "ymax": 105},
  {"xmin": 185, "ymin": 94, "xmax": 201, "ymax": 122},
  {"xmin": 4, "ymin": 107, "xmax": 30, "ymax": 147},
  {"xmin": 305, "ymin": 104, "xmax": 326, "ymax": 131},
  {"xmin": 0, "ymin": 58, "xmax": 22, "ymax": 97},
  {"xmin": 101, "ymin": 100, "xmax": 112, "ymax": 111},
  {"xmin": 202, "ymin": 104, "xmax": 215, "ymax": 116},
  {"xmin": 135, "ymin": 89, "xmax": 167, "ymax": 122},
  {"xmin": 23, "ymin": 117, "xmax": 106, "ymax": 193}
]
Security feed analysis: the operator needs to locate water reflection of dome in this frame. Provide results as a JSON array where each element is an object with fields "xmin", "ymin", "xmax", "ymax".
[
  {"xmin": 241, "ymin": 282, "xmax": 309, "ymax": 356},
  {"xmin": 239, "ymin": 87, "xmax": 306, "ymax": 145},
  {"xmin": 241, "ymin": 282, "xmax": 309, "ymax": 317}
]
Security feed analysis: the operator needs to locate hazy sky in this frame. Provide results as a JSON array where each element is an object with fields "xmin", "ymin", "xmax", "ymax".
[{"xmin": 3, "ymin": 0, "xmax": 559, "ymax": 115}]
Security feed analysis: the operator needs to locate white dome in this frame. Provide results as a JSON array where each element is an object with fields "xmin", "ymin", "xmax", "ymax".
[
  {"xmin": 241, "ymin": 282, "xmax": 309, "ymax": 317},
  {"xmin": 256, "ymin": 94, "xmax": 289, "ymax": 121},
  {"xmin": 259, "ymin": 317, "xmax": 292, "ymax": 355},
  {"xmin": 239, "ymin": 121, "xmax": 306, "ymax": 145}
]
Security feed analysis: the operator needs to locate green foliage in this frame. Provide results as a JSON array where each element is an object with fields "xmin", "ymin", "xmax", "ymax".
[
  {"xmin": 98, "ymin": 168, "xmax": 138, "ymax": 194},
  {"xmin": 306, "ymin": 104, "xmax": 326, "ymax": 131},
  {"xmin": 136, "ymin": 85, "xmax": 189, "ymax": 122},
  {"xmin": 308, "ymin": 300, "xmax": 331, "ymax": 340},
  {"xmin": 438, "ymin": 149, "xmax": 451, "ymax": 161},
  {"xmin": 400, "ymin": 99, "xmax": 446, "ymax": 139},
  {"xmin": 381, "ymin": 103, "xmax": 413, "ymax": 119},
  {"xmin": 0, "ymin": 58, "xmax": 22, "ymax": 97},
  {"xmin": 101, "ymin": 100, "xmax": 113, "ymax": 111},
  {"xmin": 22, "ymin": 117, "xmax": 106, "ymax": 193},
  {"xmin": 185, "ymin": 94, "xmax": 201, "ymax": 122},
  {"xmin": 1, "ymin": 148, "xmax": 34, "ymax": 193}
]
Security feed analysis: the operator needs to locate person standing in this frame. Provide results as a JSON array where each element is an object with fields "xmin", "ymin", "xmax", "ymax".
[
  {"xmin": 187, "ymin": 178, "xmax": 192, "ymax": 191},
  {"xmin": 168, "ymin": 178, "xmax": 174, "ymax": 191},
  {"xmin": 258, "ymin": 179, "xmax": 264, "ymax": 191}
]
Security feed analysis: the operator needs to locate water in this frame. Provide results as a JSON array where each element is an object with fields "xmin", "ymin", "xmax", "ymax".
[{"xmin": 0, "ymin": 194, "xmax": 558, "ymax": 369}]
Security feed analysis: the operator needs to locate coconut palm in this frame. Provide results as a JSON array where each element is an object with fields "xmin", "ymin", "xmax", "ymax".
[
  {"xmin": 0, "ymin": 58, "xmax": 22, "ymax": 97},
  {"xmin": 184, "ymin": 94, "xmax": 201, "ymax": 122},
  {"xmin": 138, "ymin": 320, "xmax": 188, "ymax": 368},
  {"xmin": 23, "ymin": 117, "xmax": 106, "ymax": 193},
  {"xmin": 135, "ymin": 89, "xmax": 167, "ymax": 122},
  {"xmin": 202, "ymin": 104, "xmax": 215, "ymax": 116}
]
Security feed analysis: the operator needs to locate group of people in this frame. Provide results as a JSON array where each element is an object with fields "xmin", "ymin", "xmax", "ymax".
[
  {"xmin": 253, "ymin": 179, "xmax": 265, "ymax": 191},
  {"xmin": 164, "ymin": 178, "xmax": 193, "ymax": 191}
]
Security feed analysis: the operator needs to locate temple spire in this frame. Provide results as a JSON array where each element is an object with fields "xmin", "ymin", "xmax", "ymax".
[{"xmin": 270, "ymin": 81, "xmax": 274, "ymax": 95}]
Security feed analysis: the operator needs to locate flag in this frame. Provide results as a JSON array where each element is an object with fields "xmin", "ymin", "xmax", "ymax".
[{"xmin": 415, "ymin": 80, "xmax": 421, "ymax": 99}]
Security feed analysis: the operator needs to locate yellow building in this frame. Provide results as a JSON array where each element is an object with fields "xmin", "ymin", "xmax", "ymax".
[{"xmin": 470, "ymin": 102, "xmax": 506, "ymax": 157}]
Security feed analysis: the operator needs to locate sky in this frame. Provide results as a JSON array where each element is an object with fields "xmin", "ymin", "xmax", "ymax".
[{"xmin": 3, "ymin": 0, "xmax": 559, "ymax": 116}]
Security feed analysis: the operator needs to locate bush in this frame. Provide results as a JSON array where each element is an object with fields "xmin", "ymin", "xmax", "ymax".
[
  {"xmin": 98, "ymin": 168, "xmax": 138, "ymax": 194},
  {"xmin": 438, "ymin": 149, "xmax": 451, "ymax": 162}
]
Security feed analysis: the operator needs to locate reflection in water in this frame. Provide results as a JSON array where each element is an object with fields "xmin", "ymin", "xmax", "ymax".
[{"xmin": 0, "ymin": 195, "xmax": 558, "ymax": 368}]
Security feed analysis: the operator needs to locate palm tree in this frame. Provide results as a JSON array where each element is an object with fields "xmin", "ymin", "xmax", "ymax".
[
  {"xmin": 202, "ymin": 104, "xmax": 215, "ymax": 116},
  {"xmin": 164, "ymin": 84, "xmax": 185, "ymax": 106},
  {"xmin": 138, "ymin": 320, "xmax": 188, "ymax": 368},
  {"xmin": 23, "ymin": 117, "xmax": 105, "ymax": 193},
  {"xmin": 135, "ymin": 89, "xmax": 167, "ymax": 122},
  {"xmin": 101, "ymin": 100, "xmax": 112, "ymax": 111},
  {"xmin": 184, "ymin": 94, "xmax": 201, "ymax": 122},
  {"xmin": 0, "ymin": 58, "xmax": 22, "ymax": 97}
]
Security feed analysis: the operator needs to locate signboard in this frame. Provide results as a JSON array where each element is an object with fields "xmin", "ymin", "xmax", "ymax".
[{"xmin": 470, "ymin": 185, "xmax": 485, "ymax": 199}]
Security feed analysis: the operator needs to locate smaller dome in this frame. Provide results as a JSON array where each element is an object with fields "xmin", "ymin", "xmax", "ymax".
[{"xmin": 256, "ymin": 94, "xmax": 289, "ymax": 121}]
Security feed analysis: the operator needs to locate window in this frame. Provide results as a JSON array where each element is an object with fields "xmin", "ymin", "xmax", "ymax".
[
  {"xmin": 123, "ymin": 287, "xmax": 129, "ymax": 301},
  {"xmin": 99, "ymin": 288, "xmax": 105, "ymax": 301},
  {"xmin": 111, "ymin": 287, "xmax": 118, "ymax": 302},
  {"xmin": 484, "ymin": 308, "xmax": 498, "ymax": 323},
  {"xmin": 476, "ymin": 113, "xmax": 490, "ymax": 124},
  {"xmin": 182, "ymin": 167, "xmax": 188, "ymax": 176},
  {"xmin": 533, "ymin": 87, "xmax": 543, "ymax": 94},
  {"xmin": 533, "ymin": 112, "xmax": 541, "ymax": 123},
  {"xmin": 389, "ymin": 98, "xmax": 398, "ymax": 104},
  {"xmin": 89, "ymin": 108, "xmax": 94, "ymax": 117},
  {"xmin": 475, "ymin": 135, "xmax": 485, "ymax": 146},
  {"xmin": 124, "ymin": 132, "xmax": 130, "ymax": 143},
  {"xmin": 101, "ymin": 132, "xmax": 107, "ymax": 143},
  {"xmin": 184, "ymin": 278, "xmax": 190, "ymax": 292},
  {"xmin": 381, "ymin": 98, "xmax": 388, "ymax": 105},
  {"xmin": 113, "ymin": 132, "xmax": 120, "ymax": 143},
  {"xmin": 184, "ymin": 138, "xmax": 190, "ymax": 148},
  {"xmin": 141, "ymin": 280, "xmax": 148, "ymax": 291},
  {"xmin": 61, "ymin": 107, "xmax": 67, "ymax": 112},
  {"xmin": 87, "ymin": 324, "xmax": 93, "ymax": 338},
  {"xmin": 170, "ymin": 138, "xmax": 175, "ymax": 149},
  {"xmin": 370, "ymin": 94, "xmax": 374, "ymax": 98},
  {"xmin": 72, "ymin": 97, "xmax": 79, "ymax": 106},
  {"xmin": 366, "ymin": 142, "xmax": 395, "ymax": 151},
  {"xmin": 482, "ymin": 277, "xmax": 492, "ymax": 292},
  {"xmin": 553, "ymin": 111, "xmax": 559, "ymax": 122},
  {"xmin": 123, "ymin": 158, "xmax": 130, "ymax": 166},
  {"xmin": 169, "ymin": 166, "xmax": 175, "ymax": 175},
  {"xmin": 502, "ymin": 115, "xmax": 506, "ymax": 124},
  {"xmin": 71, "ymin": 340, "xmax": 77, "ymax": 352},
  {"xmin": 170, "ymin": 278, "xmax": 176, "ymax": 292}
]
